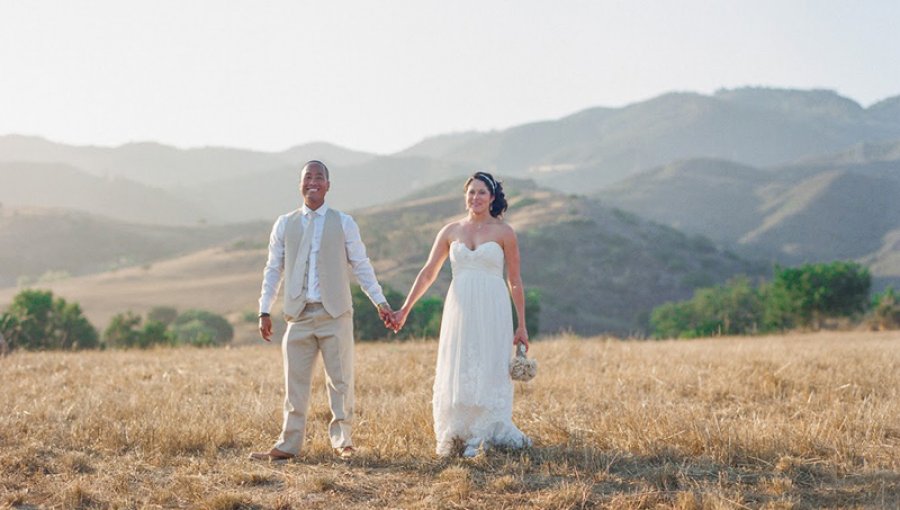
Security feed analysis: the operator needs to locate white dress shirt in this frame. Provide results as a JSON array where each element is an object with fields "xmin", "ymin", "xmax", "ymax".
[{"xmin": 259, "ymin": 203, "xmax": 386, "ymax": 314}]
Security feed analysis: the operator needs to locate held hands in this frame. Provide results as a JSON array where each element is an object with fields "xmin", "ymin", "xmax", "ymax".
[
  {"xmin": 378, "ymin": 303, "xmax": 399, "ymax": 332},
  {"xmin": 391, "ymin": 308, "xmax": 409, "ymax": 333}
]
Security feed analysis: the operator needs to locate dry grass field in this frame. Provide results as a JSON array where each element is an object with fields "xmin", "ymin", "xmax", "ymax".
[{"xmin": 1, "ymin": 331, "xmax": 898, "ymax": 509}]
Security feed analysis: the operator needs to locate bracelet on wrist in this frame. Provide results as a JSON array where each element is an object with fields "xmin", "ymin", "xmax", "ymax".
[{"xmin": 258, "ymin": 312, "xmax": 271, "ymax": 318}]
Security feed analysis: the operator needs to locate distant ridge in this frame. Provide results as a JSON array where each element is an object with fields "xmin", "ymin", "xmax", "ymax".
[
  {"xmin": 596, "ymin": 145, "xmax": 900, "ymax": 290},
  {"xmin": 0, "ymin": 206, "xmax": 266, "ymax": 288},
  {"xmin": 398, "ymin": 87, "xmax": 900, "ymax": 191},
  {"xmin": 0, "ymin": 162, "xmax": 210, "ymax": 225},
  {"xmin": 0, "ymin": 135, "xmax": 375, "ymax": 188}
]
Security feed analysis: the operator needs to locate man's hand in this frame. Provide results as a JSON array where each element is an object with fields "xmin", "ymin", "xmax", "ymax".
[{"xmin": 259, "ymin": 315, "xmax": 273, "ymax": 342}]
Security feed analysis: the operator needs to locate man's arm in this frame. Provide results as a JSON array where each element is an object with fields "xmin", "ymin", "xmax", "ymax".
[
  {"xmin": 258, "ymin": 216, "xmax": 286, "ymax": 341},
  {"xmin": 342, "ymin": 213, "xmax": 390, "ymax": 317}
]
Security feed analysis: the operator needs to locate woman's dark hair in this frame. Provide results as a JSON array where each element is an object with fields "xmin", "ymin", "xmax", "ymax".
[{"xmin": 464, "ymin": 171, "xmax": 507, "ymax": 218}]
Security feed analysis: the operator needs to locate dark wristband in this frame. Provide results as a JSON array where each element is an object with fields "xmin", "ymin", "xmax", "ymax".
[{"xmin": 258, "ymin": 312, "xmax": 271, "ymax": 318}]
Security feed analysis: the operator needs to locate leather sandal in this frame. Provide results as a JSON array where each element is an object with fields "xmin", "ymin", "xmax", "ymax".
[{"xmin": 248, "ymin": 449, "xmax": 294, "ymax": 462}]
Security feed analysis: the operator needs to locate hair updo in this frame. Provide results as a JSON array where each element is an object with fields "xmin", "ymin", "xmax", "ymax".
[{"xmin": 464, "ymin": 171, "xmax": 507, "ymax": 218}]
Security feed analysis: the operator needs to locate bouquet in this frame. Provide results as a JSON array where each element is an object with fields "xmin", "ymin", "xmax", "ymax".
[{"xmin": 509, "ymin": 343, "xmax": 537, "ymax": 382}]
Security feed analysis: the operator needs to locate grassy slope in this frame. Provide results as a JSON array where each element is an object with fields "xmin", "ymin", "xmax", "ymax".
[
  {"xmin": 1, "ymin": 331, "xmax": 898, "ymax": 509},
  {"xmin": 0, "ymin": 183, "xmax": 760, "ymax": 337},
  {"xmin": 596, "ymin": 157, "xmax": 900, "ymax": 290},
  {"xmin": 0, "ymin": 206, "xmax": 268, "ymax": 288}
]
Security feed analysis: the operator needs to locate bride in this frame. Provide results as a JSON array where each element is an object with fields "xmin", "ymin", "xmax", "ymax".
[{"xmin": 393, "ymin": 172, "xmax": 532, "ymax": 457}]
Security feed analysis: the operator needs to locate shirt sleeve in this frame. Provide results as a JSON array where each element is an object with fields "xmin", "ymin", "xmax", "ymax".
[
  {"xmin": 258, "ymin": 215, "xmax": 286, "ymax": 314},
  {"xmin": 342, "ymin": 213, "xmax": 387, "ymax": 306}
]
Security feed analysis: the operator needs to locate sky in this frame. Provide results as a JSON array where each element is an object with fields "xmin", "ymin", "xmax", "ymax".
[{"xmin": 2, "ymin": 0, "xmax": 899, "ymax": 155}]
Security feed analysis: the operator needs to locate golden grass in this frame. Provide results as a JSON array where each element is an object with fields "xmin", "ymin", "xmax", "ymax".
[{"xmin": 1, "ymin": 331, "xmax": 898, "ymax": 509}]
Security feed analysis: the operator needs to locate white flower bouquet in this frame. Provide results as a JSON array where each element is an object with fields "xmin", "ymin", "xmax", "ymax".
[{"xmin": 509, "ymin": 343, "xmax": 537, "ymax": 382}]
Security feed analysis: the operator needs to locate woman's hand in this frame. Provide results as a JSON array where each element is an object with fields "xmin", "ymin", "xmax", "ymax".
[
  {"xmin": 514, "ymin": 326, "xmax": 529, "ymax": 352},
  {"xmin": 392, "ymin": 308, "xmax": 410, "ymax": 333}
]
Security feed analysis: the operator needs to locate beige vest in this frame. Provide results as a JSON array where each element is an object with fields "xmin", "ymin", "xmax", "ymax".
[{"xmin": 283, "ymin": 208, "xmax": 353, "ymax": 320}]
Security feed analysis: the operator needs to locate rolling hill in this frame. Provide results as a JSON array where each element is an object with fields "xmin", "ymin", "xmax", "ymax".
[
  {"xmin": 595, "ymin": 142, "xmax": 900, "ymax": 290},
  {"xmin": 0, "ymin": 162, "xmax": 211, "ymax": 225},
  {"xmin": 0, "ymin": 206, "xmax": 267, "ymax": 288},
  {"xmin": 0, "ymin": 181, "xmax": 763, "ymax": 336}
]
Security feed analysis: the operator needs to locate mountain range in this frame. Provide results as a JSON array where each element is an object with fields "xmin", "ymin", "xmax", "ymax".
[
  {"xmin": 595, "ymin": 140, "xmax": 900, "ymax": 290},
  {"xmin": 2, "ymin": 86, "xmax": 899, "ymax": 333},
  {"xmin": 401, "ymin": 88, "xmax": 900, "ymax": 191},
  {"xmin": 4, "ymin": 87, "xmax": 899, "ymax": 223}
]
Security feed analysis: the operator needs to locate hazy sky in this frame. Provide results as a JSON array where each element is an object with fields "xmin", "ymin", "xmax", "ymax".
[{"xmin": 2, "ymin": 0, "xmax": 899, "ymax": 154}]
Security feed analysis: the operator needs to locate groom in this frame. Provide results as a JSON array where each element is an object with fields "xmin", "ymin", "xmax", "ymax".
[{"xmin": 251, "ymin": 160, "xmax": 395, "ymax": 461}]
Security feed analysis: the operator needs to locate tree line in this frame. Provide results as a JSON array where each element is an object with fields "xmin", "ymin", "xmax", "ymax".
[
  {"xmin": 0, "ymin": 289, "xmax": 233, "ymax": 352},
  {"xmin": 13, "ymin": 260, "xmax": 892, "ymax": 348},
  {"xmin": 650, "ymin": 261, "xmax": 900, "ymax": 338},
  {"xmin": 0, "ymin": 285, "xmax": 542, "ymax": 351}
]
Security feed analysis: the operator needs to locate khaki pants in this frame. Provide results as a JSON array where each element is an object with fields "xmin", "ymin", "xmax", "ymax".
[{"xmin": 274, "ymin": 303, "xmax": 354, "ymax": 455}]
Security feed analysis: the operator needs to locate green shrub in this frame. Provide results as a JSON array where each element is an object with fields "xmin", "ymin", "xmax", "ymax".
[
  {"xmin": 868, "ymin": 287, "xmax": 900, "ymax": 330},
  {"xmin": 170, "ymin": 320, "xmax": 219, "ymax": 347},
  {"xmin": 651, "ymin": 261, "xmax": 873, "ymax": 338},
  {"xmin": 0, "ymin": 289, "xmax": 99, "ymax": 351},
  {"xmin": 171, "ymin": 310, "xmax": 233, "ymax": 346},
  {"xmin": 147, "ymin": 306, "xmax": 178, "ymax": 327},
  {"xmin": 104, "ymin": 312, "xmax": 172, "ymax": 349},
  {"xmin": 767, "ymin": 262, "xmax": 870, "ymax": 329},
  {"xmin": 104, "ymin": 311, "xmax": 144, "ymax": 349}
]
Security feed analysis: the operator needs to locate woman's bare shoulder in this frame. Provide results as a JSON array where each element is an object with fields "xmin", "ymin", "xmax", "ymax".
[
  {"xmin": 437, "ymin": 220, "xmax": 464, "ymax": 240},
  {"xmin": 496, "ymin": 221, "xmax": 516, "ymax": 236}
]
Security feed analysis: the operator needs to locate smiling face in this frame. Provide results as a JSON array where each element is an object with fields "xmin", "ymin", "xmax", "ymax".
[
  {"xmin": 299, "ymin": 162, "xmax": 330, "ymax": 209},
  {"xmin": 465, "ymin": 178, "xmax": 493, "ymax": 216}
]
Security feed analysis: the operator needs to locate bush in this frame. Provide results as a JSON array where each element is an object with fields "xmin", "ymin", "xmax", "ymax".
[
  {"xmin": 353, "ymin": 285, "xmax": 407, "ymax": 340},
  {"xmin": 651, "ymin": 261, "xmax": 874, "ymax": 338},
  {"xmin": 0, "ymin": 289, "xmax": 99, "ymax": 351},
  {"xmin": 170, "ymin": 320, "xmax": 219, "ymax": 347},
  {"xmin": 104, "ymin": 311, "xmax": 144, "ymax": 349},
  {"xmin": 171, "ymin": 309, "xmax": 233, "ymax": 346},
  {"xmin": 104, "ymin": 312, "xmax": 172, "ymax": 349},
  {"xmin": 651, "ymin": 277, "xmax": 763, "ymax": 338},
  {"xmin": 401, "ymin": 296, "xmax": 443, "ymax": 339},
  {"xmin": 868, "ymin": 287, "xmax": 900, "ymax": 330},
  {"xmin": 767, "ymin": 262, "xmax": 870, "ymax": 329},
  {"xmin": 509, "ymin": 289, "xmax": 542, "ymax": 337},
  {"xmin": 147, "ymin": 306, "xmax": 178, "ymax": 327}
]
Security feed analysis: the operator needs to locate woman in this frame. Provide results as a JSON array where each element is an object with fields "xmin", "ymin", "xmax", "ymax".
[{"xmin": 393, "ymin": 172, "xmax": 532, "ymax": 457}]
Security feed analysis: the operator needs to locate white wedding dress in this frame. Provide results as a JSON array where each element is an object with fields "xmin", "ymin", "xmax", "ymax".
[{"xmin": 432, "ymin": 240, "xmax": 532, "ymax": 456}]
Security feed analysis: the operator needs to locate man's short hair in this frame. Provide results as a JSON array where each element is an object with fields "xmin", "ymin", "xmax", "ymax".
[{"xmin": 301, "ymin": 160, "xmax": 329, "ymax": 181}]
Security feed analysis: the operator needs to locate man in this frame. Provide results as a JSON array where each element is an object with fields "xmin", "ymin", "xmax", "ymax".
[{"xmin": 250, "ymin": 160, "xmax": 394, "ymax": 461}]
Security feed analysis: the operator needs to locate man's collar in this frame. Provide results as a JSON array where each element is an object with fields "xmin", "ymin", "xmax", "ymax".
[{"xmin": 301, "ymin": 203, "xmax": 329, "ymax": 216}]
